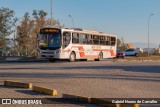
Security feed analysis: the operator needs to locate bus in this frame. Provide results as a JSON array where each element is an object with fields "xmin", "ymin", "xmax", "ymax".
[{"xmin": 37, "ymin": 27, "xmax": 117, "ymax": 62}]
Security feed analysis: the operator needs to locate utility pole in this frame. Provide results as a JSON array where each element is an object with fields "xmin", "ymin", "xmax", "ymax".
[
  {"xmin": 50, "ymin": 0, "xmax": 53, "ymax": 26},
  {"xmin": 147, "ymin": 13, "xmax": 154, "ymax": 56},
  {"xmin": 69, "ymin": 15, "xmax": 74, "ymax": 28}
]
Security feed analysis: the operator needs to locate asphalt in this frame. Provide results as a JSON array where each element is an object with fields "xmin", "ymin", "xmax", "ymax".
[{"xmin": 0, "ymin": 59, "xmax": 160, "ymax": 107}]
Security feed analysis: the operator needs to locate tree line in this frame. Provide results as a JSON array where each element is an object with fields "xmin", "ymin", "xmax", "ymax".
[
  {"xmin": 0, "ymin": 7, "xmax": 61, "ymax": 56},
  {"xmin": 0, "ymin": 7, "xmax": 127, "ymax": 57}
]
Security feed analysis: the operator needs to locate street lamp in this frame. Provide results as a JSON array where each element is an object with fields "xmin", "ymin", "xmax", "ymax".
[
  {"xmin": 69, "ymin": 14, "xmax": 74, "ymax": 28},
  {"xmin": 50, "ymin": 0, "xmax": 53, "ymax": 26},
  {"xmin": 148, "ymin": 13, "xmax": 154, "ymax": 55}
]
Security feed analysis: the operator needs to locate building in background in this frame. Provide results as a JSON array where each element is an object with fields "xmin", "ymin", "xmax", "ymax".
[{"xmin": 126, "ymin": 43, "xmax": 136, "ymax": 49}]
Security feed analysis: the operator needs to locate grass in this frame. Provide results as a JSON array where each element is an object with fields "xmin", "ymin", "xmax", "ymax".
[
  {"xmin": 18, "ymin": 56, "xmax": 37, "ymax": 61},
  {"xmin": 137, "ymin": 56, "xmax": 160, "ymax": 61},
  {"xmin": 126, "ymin": 56, "xmax": 160, "ymax": 61},
  {"xmin": 0, "ymin": 56, "xmax": 37, "ymax": 61},
  {"xmin": 0, "ymin": 57, "xmax": 6, "ymax": 61},
  {"xmin": 1, "ymin": 56, "xmax": 160, "ymax": 62}
]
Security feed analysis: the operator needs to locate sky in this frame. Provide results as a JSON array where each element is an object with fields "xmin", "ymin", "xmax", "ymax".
[{"xmin": 1, "ymin": 0, "xmax": 160, "ymax": 47}]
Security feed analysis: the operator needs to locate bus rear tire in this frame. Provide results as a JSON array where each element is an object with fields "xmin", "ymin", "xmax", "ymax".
[
  {"xmin": 94, "ymin": 52, "xmax": 103, "ymax": 61},
  {"xmin": 69, "ymin": 52, "xmax": 76, "ymax": 62}
]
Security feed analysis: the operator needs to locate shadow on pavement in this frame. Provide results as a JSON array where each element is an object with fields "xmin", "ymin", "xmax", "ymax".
[
  {"xmin": 0, "ymin": 65, "xmax": 160, "ymax": 73},
  {"xmin": 15, "ymin": 89, "xmax": 48, "ymax": 96}
]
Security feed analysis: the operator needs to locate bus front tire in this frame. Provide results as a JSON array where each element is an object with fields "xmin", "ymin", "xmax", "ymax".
[
  {"xmin": 94, "ymin": 52, "xmax": 103, "ymax": 61},
  {"xmin": 69, "ymin": 52, "xmax": 76, "ymax": 62}
]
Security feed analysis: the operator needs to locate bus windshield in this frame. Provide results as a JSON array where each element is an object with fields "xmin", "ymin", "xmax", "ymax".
[{"xmin": 39, "ymin": 33, "xmax": 61, "ymax": 50}]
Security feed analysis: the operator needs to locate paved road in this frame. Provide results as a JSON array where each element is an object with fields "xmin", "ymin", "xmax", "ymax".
[{"xmin": 0, "ymin": 60, "xmax": 160, "ymax": 107}]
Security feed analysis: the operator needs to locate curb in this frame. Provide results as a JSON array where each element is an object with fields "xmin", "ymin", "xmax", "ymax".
[
  {"xmin": 3, "ymin": 80, "xmax": 58, "ymax": 96},
  {"xmin": 62, "ymin": 94, "xmax": 139, "ymax": 107},
  {"xmin": 32, "ymin": 85, "xmax": 57, "ymax": 96},
  {"xmin": 4, "ymin": 80, "xmax": 32, "ymax": 89},
  {"xmin": 63, "ymin": 94, "xmax": 91, "ymax": 104},
  {"xmin": 90, "ymin": 98, "xmax": 117, "ymax": 107}
]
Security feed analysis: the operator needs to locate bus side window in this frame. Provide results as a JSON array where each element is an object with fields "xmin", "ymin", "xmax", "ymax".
[
  {"xmin": 100, "ymin": 36, "xmax": 106, "ymax": 45},
  {"xmin": 106, "ymin": 37, "xmax": 111, "ymax": 45},
  {"xmin": 82, "ymin": 34, "xmax": 86, "ymax": 44},
  {"xmin": 93, "ymin": 35, "xmax": 99, "ymax": 44},
  {"xmin": 63, "ymin": 32, "xmax": 71, "ymax": 48},
  {"xmin": 79, "ymin": 33, "xmax": 86, "ymax": 44},
  {"xmin": 111, "ymin": 37, "xmax": 116, "ymax": 46},
  {"xmin": 86, "ymin": 34, "xmax": 92, "ymax": 44},
  {"xmin": 72, "ymin": 33, "xmax": 79, "ymax": 43}
]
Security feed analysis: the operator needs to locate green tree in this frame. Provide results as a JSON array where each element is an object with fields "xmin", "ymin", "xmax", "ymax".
[
  {"xmin": 16, "ymin": 12, "xmax": 34, "ymax": 56},
  {"xmin": 16, "ymin": 10, "xmax": 61, "ymax": 56},
  {"xmin": 117, "ymin": 37, "xmax": 127, "ymax": 51},
  {"xmin": 0, "ymin": 7, "xmax": 17, "ymax": 53},
  {"xmin": 31, "ymin": 10, "xmax": 48, "ymax": 56}
]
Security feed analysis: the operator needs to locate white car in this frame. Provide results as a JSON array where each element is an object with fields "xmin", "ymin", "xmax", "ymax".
[{"xmin": 124, "ymin": 49, "xmax": 140, "ymax": 56}]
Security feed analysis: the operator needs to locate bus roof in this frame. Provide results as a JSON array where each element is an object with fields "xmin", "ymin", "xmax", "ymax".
[
  {"xmin": 62, "ymin": 28, "xmax": 117, "ymax": 37},
  {"xmin": 41, "ymin": 27, "xmax": 116, "ymax": 37}
]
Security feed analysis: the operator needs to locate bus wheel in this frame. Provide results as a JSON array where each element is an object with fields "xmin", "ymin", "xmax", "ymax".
[
  {"xmin": 49, "ymin": 58, "xmax": 56, "ymax": 62},
  {"xmin": 94, "ymin": 52, "xmax": 103, "ymax": 61},
  {"xmin": 69, "ymin": 52, "xmax": 76, "ymax": 62}
]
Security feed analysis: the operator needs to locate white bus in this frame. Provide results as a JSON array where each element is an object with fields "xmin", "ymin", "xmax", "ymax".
[{"xmin": 37, "ymin": 27, "xmax": 117, "ymax": 62}]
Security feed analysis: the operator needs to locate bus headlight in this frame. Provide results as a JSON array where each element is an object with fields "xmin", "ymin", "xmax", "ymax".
[
  {"xmin": 57, "ymin": 50, "xmax": 60, "ymax": 53},
  {"xmin": 55, "ymin": 50, "xmax": 60, "ymax": 54}
]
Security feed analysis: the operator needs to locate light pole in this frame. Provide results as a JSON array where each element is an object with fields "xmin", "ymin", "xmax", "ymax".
[
  {"xmin": 50, "ymin": 0, "xmax": 53, "ymax": 26},
  {"xmin": 69, "ymin": 15, "xmax": 74, "ymax": 28},
  {"xmin": 148, "ymin": 13, "xmax": 154, "ymax": 55}
]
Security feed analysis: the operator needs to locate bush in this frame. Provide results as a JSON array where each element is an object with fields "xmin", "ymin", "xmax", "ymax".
[
  {"xmin": 137, "ymin": 52, "xmax": 148, "ymax": 57},
  {"xmin": 156, "ymin": 53, "xmax": 160, "ymax": 56},
  {"xmin": 18, "ymin": 56, "xmax": 37, "ymax": 60}
]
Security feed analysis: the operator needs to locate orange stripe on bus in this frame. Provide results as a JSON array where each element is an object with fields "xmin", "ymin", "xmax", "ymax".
[
  {"xmin": 78, "ymin": 46, "xmax": 84, "ymax": 51},
  {"xmin": 92, "ymin": 49, "xmax": 110, "ymax": 51},
  {"xmin": 77, "ymin": 46, "xmax": 85, "ymax": 57},
  {"xmin": 71, "ymin": 46, "xmax": 79, "ymax": 48},
  {"xmin": 79, "ymin": 52, "xmax": 85, "ymax": 57},
  {"xmin": 83, "ymin": 55, "xmax": 98, "ymax": 58},
  {"xmin": 92, "ymin": 49, "xmax": 115, "ymax": 56},
  {"xmin": 62, "ymin": 49, "xmax": 71, "ymax": 53},
  {"xmin": 110, "ymin": 50, "xmax": 115, "ymax": 56}
]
